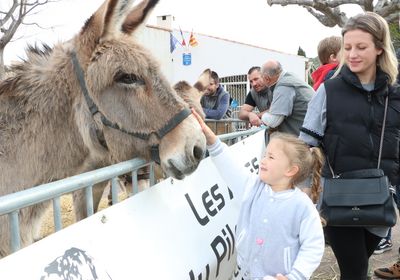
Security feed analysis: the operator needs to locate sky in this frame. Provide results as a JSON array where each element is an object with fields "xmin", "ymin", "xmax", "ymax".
[{"xmin": 3, "ymin": 0, "xmax": 364, "ymax": 65}]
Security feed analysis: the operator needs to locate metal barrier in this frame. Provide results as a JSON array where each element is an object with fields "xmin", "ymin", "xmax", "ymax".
[
  {"xmin": 220, "ymin": 76, "xmax": 250, "ymax": 106},
  {"xmin": 0, "ymin": 127, "xmax": 264, "ymax": 254}
]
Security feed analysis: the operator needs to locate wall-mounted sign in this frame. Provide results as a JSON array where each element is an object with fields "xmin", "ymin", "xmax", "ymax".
[{"xmin": 183, "ymin": 53, "xmax": 192, "ymax": 66}]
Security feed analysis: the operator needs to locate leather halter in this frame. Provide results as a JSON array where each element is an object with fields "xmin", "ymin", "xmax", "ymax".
[{"xmin": 71, "ymin": 51, "xmax": 191, "ymax": 164}]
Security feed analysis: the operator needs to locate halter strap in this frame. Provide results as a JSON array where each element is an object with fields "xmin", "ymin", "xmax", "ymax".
[{"xmin": 98, "ymin": 108, "xmax": 191, "ymax": 140}]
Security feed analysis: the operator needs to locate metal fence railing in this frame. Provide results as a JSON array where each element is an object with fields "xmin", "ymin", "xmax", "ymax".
[
  {"xmin": 0, "ymin": 128, "xmax": 264, "ymax": 254},
  {"xmin": 0, "ymin": 159, "xmax": 153, "ymax": 253}
]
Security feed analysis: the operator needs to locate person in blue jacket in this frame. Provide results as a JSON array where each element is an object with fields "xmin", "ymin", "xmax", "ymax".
[{"xmin": 200, "ymin": 70, "xmax": 231, "ymax": 119}]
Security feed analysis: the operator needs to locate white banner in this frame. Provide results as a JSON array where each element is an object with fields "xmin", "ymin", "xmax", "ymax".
[{"xmin": 0, "ymin": 130, "xmax": 266, "ymax": 280}]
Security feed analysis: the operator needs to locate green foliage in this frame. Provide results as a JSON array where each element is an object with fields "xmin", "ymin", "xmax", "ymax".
[
  {"xmin": 389, "ymin": 22, "xmax": 399, "ymax": 50},
  {"xmin": 297, "ymin": 46, "xmax": 306, "ymax": 57},
  {"xmin": 307, "ymin": 57, "xmax": 320, "ymax": 87}
]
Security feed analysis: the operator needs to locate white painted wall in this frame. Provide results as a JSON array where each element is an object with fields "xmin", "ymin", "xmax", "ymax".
[
  {"xmin": 136, "ymin": 24, "xmax": 308, "ymax": 85},
  {"xmin": 135, "ymin": 25, "xmax": 174, "ymax": 82}
]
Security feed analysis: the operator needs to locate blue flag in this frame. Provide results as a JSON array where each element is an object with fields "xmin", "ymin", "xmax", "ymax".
[{"xmin": 170, "ymin": 32, "xmax": 179, "ymax": 53}]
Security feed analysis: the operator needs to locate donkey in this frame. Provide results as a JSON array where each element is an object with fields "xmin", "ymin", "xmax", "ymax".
[
  {"xmin": 174, "ymin": 68, "xmax": 212, "ymax": 121},
  {"xmin": 0, "ymin": 0, "xmax": 206, "ymax": 257}
]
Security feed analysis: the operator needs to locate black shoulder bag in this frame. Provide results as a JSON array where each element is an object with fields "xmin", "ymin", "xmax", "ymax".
[{"xmin": 321, "ymin": 96, "xmax": 397, "ymax": 227}]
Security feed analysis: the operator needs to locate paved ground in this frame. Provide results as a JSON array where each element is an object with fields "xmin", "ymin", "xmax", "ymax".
[{"xmin": 311, "ymin": 223, "xmax": 400, "ymax": 279}]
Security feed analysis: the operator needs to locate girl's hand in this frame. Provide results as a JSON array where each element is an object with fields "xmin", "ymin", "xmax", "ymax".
[
  {"xmin": 191, "ymin": 108, "xmax": 218, "ymax": 145},
  {"xmin": 275, "ymin": 274, "xmax": 288, "ymax": 280}
]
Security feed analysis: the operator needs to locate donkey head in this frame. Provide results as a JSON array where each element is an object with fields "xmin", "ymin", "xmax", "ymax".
[
  {"xmin": 173, "ymin": 69, "xmax": 212, "ymax": 120},
  {"xmin": 72, "ymin": 0, "xmax": 206, "ymax": 179}
]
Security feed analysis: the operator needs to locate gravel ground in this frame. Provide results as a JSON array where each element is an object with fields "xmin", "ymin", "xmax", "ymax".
[{"xmin": 312, "ymin": 223, "xmax": 400, "ymax": 280}]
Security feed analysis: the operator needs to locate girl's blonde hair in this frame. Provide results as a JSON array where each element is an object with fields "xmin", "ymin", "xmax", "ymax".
[
  {"xmin": 335, "ymin": 12, "xmax": 398, "ymax": 85},
  {"xmin": 270, "ymin": 133, "xmax": 324, "ymax": 203}
]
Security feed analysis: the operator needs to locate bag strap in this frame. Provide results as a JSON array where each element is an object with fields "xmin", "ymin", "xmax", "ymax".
[
  {"xmin": 377, "ymin": 96, "xmax": 388, "ymax": 169},
  {"xmin": 327, "ymin": 95, "xmax": 388, "ymax": 177}
]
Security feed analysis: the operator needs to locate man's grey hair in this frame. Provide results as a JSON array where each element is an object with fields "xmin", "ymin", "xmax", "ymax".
[{"xmin": 262, "ymin": 61, "xmax": 283, "ymax": 77}]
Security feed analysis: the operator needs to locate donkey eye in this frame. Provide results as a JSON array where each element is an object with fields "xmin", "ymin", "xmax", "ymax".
[{"xmin": 115, "ymin": 72, "xmax": 141, "ymax": 85}]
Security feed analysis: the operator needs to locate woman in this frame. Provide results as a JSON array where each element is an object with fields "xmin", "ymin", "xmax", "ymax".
[{"xmin": 299, "ymin": 12, "xmax": 399, "ymax": 280}]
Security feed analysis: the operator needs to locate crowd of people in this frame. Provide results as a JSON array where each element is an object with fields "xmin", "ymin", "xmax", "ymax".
[{"xmin": 195, "ymin": 11, "xmax": 400, "ymax": 280}]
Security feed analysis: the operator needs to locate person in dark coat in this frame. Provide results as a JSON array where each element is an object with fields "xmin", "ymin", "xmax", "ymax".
[{"xmin": 300, "ymin": 12, "xmax": 400, "ymax": 280}]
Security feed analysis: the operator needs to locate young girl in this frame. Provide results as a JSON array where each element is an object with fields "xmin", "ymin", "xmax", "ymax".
[{"xmin": 192, "ymin": 109, "xmax": 325, "ymax": 280}]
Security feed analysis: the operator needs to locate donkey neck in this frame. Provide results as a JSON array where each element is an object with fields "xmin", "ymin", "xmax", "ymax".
[{"xmin": 0, "ymin": 46, "xmax": 95, "ymax": 167}]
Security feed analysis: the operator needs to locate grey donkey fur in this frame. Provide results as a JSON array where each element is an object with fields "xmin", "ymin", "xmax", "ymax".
[{"xmin": 0, "ymin": 0, "xmax": 206, "ymax": 257}]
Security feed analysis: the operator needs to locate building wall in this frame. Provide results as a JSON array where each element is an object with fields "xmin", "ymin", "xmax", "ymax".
[
  {"xmin": 136, "ymin": 24, "xmax": 308, "ymax": 86},
  {"xmin": 135, "ymin": 25, "xmax": 174, "ymax": 82}
]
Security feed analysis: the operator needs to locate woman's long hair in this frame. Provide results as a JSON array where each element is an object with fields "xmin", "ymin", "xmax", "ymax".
[{"xmin": 335, "ymin": 12, "xmax": 398, "ymax": 85}]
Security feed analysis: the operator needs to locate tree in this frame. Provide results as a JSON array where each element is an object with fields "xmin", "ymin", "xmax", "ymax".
[
  {"xmin": 266, "ymin": 0, "xmax": 399, "ymax": 28},
  {"xmin": 0, "ymin": 0, "xmax": 57, "ymax": 79},
  {"xmin": 389, "ymin": 22, "xmax": 400, "ymax": 50},
  {"xmin": 297, "ymin": 46, "xmax": 306, "ymax": 57}
]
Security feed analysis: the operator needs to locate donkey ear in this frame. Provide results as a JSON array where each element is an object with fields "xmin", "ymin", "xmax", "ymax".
[
  {"xmin": 101, "ymin": 0, "xmax": 159, "ymax": 39},
  {"xmin": 121, "ymin": 0, "xmax": 159, "ymax": 34},
  {"xmin": 194, "ymin": 69, "xmax": 211, "ymax": 93},
  {"xmin": 75, "ymin": 0, "xmax": 159, "ymax": 63}
]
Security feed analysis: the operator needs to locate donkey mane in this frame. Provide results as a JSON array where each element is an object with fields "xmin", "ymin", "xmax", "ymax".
[
  {"xmin": 25, "ymin": 43, "xmax": 53, "ymax": 58},
  {"xmin": 0, "ymin": 43, "xmax": 56, "ymax": 96},
  {"xmin": 0, "ymin": 42, "xmax": 76, "ymax": 153}
]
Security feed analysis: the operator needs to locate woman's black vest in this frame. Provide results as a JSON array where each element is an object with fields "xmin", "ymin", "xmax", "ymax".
[{"xmin": 323, "ymin": 65, "xmax": 400, "ymax": 185}]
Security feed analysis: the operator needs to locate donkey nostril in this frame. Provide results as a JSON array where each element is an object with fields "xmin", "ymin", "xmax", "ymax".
[{"xmin": 193, "ymin": 145, "xmax": 205, "ymax": 161}]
